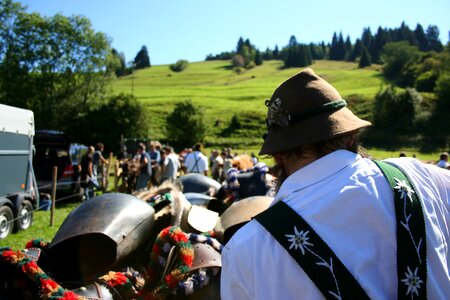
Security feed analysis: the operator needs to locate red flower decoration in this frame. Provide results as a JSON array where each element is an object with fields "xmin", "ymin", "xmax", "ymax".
[
  {"xmin": 109, "ymin": 272, "xmax": 128, "ymax": 286},
  {"xmin": 22, "ymin": 260, "xmax": 39, "ymax": 273},
  {"xmin": 165, "ymin": 274, "xmax": 179, "ymax": 289},
  {"xmin": 61, "ymin": 291, "xmax": 81, "ymax": 300},
  {"xmin": 40, "ymin": 278, "xmax": 59, "ymax": 294}
]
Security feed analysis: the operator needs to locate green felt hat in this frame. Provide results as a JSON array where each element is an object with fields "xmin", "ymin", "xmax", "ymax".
[{"xmin": 259, "ymin": 68, "xmax": 371, "ymax": 155}]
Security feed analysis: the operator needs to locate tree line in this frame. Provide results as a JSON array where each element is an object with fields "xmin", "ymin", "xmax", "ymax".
[{"xmin": 206, "ymin": 22, "xmax": 446, "ymax": 69}]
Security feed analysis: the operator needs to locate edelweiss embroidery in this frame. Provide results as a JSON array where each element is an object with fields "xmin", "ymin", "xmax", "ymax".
[
  {"xmin": 266, "ymin": 98, "xmax": 290, "ymax": 128},
  {"xmin": 285, "ymin": 226, "xmax": 313, "ymax": 255},
  {"xmin": 394, "ymin": 178, "xmax": 415, "ymax": 202},
  {"xmin": 401, "ymin": 266, "xmax": 423, "ymax": 297},
  {"xmin": 394, "ymin": 177, "xmax": 423, "ymax": 264},
  {"xmin": 285, "ymin": 226, "xmax": 342, "ymax": 300}
]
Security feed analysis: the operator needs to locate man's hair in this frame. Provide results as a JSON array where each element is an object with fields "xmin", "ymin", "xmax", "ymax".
[
  {"xmin": 95, "ymin": 142, "xmax": 104, "ymax": 151},
  {"xmin": 138, "ymin": 143, "xmax": 146, "ymax": 151},
  {"xmin": 276, "ymin": 132, "xmax": 366, "ymax": 160},
  {"xmin": 193, "ymin": 143, "xmax": 203, "ymax": 152},
  {"xmin": 440, "ymin": 152, "xmax": 449, "ymax": 160}
]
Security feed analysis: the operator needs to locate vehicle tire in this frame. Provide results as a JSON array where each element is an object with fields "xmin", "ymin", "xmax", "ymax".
[
  {"xmin": 14, "ymin": 200, "xmax": 33, "ymax": 231},
  {"xmin": 0, "ymin": 206, "xmax": 14, "ymax": 239}
]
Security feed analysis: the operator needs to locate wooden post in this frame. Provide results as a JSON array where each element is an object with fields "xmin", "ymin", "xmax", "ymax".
[
  {"xmin": 105, "ymin": 152, "xmax": 113, "ymax": 192},
  {"xmin": 114, "ymin": 160, "xmax": 119, "ymax": 192},
  {"xmin": 50, "ymin": 166, "xmax": 57, "ymax": 226}
]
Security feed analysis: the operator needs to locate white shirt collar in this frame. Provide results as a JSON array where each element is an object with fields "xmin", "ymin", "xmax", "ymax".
[{"xmin": 273, "ymin": 149, "xmax": 362, "ymax": 204}]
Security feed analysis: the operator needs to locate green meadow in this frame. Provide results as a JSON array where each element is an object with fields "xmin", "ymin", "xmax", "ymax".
[{"xmin": 113, "ymin": 60, "xmax": 384, "ymax": 146}]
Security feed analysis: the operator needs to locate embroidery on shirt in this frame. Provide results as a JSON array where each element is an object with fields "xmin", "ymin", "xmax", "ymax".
[
  {"xmin": 393, "ymin": 177, "xmax": 424, "ymax": 298},
  {"xmin": 401, "ymin": 266, "xmax": 423, "ymax": 297},
  {"xmin": 285, "ymin": 226, "xmax": 342, "ymax": 300}
]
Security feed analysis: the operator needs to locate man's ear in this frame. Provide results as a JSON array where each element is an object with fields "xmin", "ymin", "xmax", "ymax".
[{"xmin": 272, "ymin": 153, "xmax": 285, "ymax": 166}]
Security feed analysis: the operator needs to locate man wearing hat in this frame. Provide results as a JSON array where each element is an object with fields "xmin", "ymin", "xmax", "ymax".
[{"xmin": 221, "ymin": 69, "xmax": 450, "ymax": 299}]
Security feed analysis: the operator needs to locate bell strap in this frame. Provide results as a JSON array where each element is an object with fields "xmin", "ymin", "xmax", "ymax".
[
  {"xmin": 373, "ymin": 160, "xmax": 427, "ymax": 299},
  {"xmin": 255, "ymin": 201, "xmax": 369, "ymax": 300}
]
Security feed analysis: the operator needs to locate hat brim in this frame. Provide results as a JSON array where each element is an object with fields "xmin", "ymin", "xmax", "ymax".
[{"xmin": 259, "ymin": 107, "xmax": 371, "ymax": 155}]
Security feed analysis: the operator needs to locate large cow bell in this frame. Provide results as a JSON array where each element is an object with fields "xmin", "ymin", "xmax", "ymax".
[
  {"xmin": 47, "ymin": 193, "xmax": 154, "ymax": 284},
  {"xmin": 179, "ymin": 173, "xmax": 221, "ymax": 195}
]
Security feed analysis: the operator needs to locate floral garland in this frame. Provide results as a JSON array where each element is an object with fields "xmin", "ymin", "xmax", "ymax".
[
  {"xmin": 1, "ymin": 241, "xmax": 138, "ymax": 300},
  {"xmin": 26, "ymin": 238, "xmax": 50, "ymax": 251},
  {"xmin": 0, "ymin": 246, "xmax": 86, "ymax": 300},
  {"xmin": 98, "ymin": 270, "xmax": 140, "ymax": 299},
  {"xmin": 145, "ymin": 226, "xmax": 194, "ymax": 299}
]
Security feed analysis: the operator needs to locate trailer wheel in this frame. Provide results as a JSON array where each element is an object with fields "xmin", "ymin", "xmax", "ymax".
[
  {"xmin": 14, "ymin": 200, "xmax": 33, "ymax": 231},
  {"xmin": 0, "ymin": 206, "xmax": 14, "ymax": 239}
]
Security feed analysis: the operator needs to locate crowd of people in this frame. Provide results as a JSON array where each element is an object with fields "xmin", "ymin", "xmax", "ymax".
[{"xmin": 112, "ymin": 141, "xmax": 260, "ymax": 193}]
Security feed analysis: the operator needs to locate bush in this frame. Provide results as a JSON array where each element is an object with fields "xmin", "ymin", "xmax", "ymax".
[
  {"xmin": 165, "ymin": 100, "xmax": 208, "ymax": 149},
  {"xmin": 415, "ymin": 71, "xmax": 437, "ymax": 92},
  {"xmin": 169, "ymin": 60, "xmax": 189, "ymax": 72},
  {"xmin": 232, "ymin": 54, "xmax": 245, "ymax": 68}
]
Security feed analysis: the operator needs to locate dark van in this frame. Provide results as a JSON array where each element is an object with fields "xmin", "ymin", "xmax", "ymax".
[{"xmin": 33, "ymin": 130, "xmax": 85, "ymax": 201}]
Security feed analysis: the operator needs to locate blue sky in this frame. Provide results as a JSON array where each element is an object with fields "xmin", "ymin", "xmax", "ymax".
[{"xmin": 18, "ymin": 0, "xmax": 450, "ymax": 66}]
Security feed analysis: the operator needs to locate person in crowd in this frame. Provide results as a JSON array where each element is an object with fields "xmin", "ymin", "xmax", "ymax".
[
  {"xmin": 93, "ymin": 142, "xmax": 109, "ymax": 189},
  {"xmin": 161, "ymin": 145, "xmax": 180, "ymax": 182},
  {"xmin": 116, "ymin": 144, "xmax": 128, "ymax": 161},
  {"xmin": 211, "ymin": 149, "xmax": 224, "ymax": 181},
  {"xmin": 148, "ymin": 141, "xmax": 161, "ymax": 186},
  {"xmin": 135, "ymin": 143, "xmax": 152, "ymax": 190},
  {"xmin": 221, "ymin": 150, "xmax": 233, "ymax": 182},
  {"xmin": 80, "ymin": 146, "xmax": 97, "ymax": 200},
  {"xmin": 436, "ymin": 152, "xmax": 450, "ymax": 169},
  {"xmin": 184, "ymin": 143, "xmax": 209, "ymax": 176},
  {"xmin": 221, "ymin": 68, "xmax": 450, "ymax": 299},
  {"xmin": 399, "ymin": 152, "xmax": 407, "ymax": 157},
  {"xmin": 251, "ymin": 152, "xmax": 258, "ymax": 165}
]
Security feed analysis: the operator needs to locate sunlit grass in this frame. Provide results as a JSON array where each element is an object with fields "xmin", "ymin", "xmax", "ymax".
[{"xmin": 113, "ymin": 60, "xmax": 384, "ymax": 142}]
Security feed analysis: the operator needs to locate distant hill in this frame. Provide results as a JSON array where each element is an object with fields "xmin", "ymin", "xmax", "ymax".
[{"xmin": 113, "ymin": 60, "xmax": 384, "ymax": 147}]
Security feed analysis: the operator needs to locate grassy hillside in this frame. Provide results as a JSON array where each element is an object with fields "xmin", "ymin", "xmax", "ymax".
[{"xmin": 113, "ymin": 60, "xmax": 384, "ymax": 147}]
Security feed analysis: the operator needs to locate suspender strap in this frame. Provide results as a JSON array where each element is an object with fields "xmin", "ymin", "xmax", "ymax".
[
  {"xmin": 255, "ymin": 201, "xmax": 370, "ymax": 300},
  {"xmin": 372, "ymin": 160, "xmax": 427, "ymax": 299}
]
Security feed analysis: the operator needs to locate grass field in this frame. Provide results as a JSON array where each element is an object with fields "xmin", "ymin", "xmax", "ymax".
[
  {"xmin": 113, "ymin": 60, "xmax": 385, "ymax": 145},
  {"xmin": 0, "ymin": 202, "xmax": 79, "ymax": 250}
]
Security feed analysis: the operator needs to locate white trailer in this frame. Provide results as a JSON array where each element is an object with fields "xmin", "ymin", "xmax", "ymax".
[{"xmin": 0, "ymin": 104, "xmax": 39, "ymax": 239}]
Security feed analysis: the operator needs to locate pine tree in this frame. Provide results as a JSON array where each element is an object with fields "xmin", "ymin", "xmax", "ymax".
[
  {"xmin": 236, "ymin": 37, "xmax": 245, "ymax": 53},
  {"xmin": 273, "ymin": 45, "xmax": 280, "ymax": 59},
  {"xmin": 336, "ymin": 32, "xmax": 346, "ymax": 60},
  {"xmin": 344, "ymin": 36, "xmax": 352, "ymax": 61},
  {"xmin": 329, "ymin": 32, "xmax": 338, "ymax": 60},
  {"xmin": 425, "ymin": 25, "xmax": 444, "ymax": 52},
  {"xmin": 361, "ymin": 27, "xmax": 373, "ymax": 51},
  {"xmin": 350, "ymin": 39, "xmax": 363, "ymax": 61},
  {"xmin": 359, "ymin": 46, "xmax": 372, "ymax": 68},
  {"xmin": 255, "ymin": 50, "xmax": 263, "ymax": 65},
  {"xmin": 371, "ymin": 27, "xmax": 390, "ymax": 64},
  {"xmin": 414, "ymin": 24, "xmax": 428, "ymax": 51},
  {"xmin": 134, "ymin": 46, "xmax": 151, "ymax": 69}
]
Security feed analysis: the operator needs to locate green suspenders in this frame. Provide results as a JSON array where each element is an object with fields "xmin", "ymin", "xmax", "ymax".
[{"xmin": 255, "ymin": 160, "xmax": 427, "ymax": 299}]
